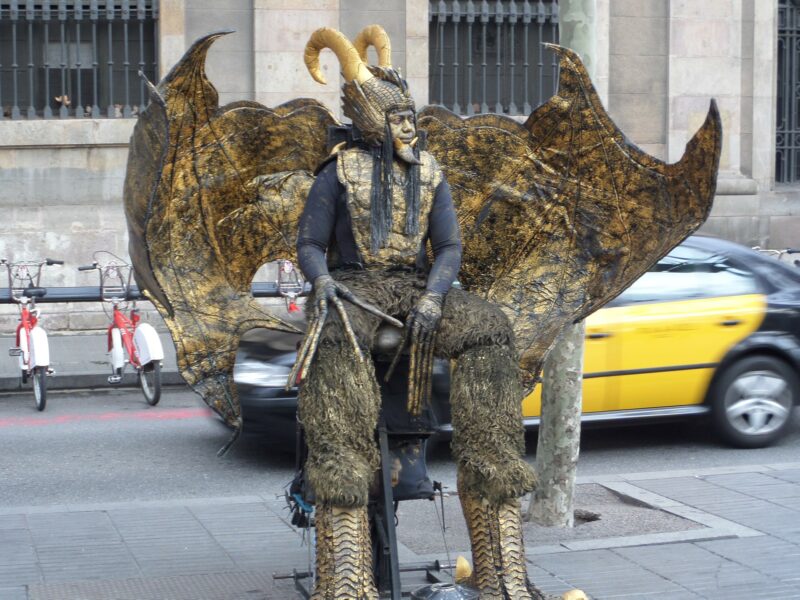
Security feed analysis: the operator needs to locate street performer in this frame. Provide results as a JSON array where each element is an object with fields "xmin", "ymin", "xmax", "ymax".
[
  {"xmin": 292, "ymin": 26, "xmax": 539, "ymax": 600},
  {"xmin": 123, "ymin": 20, "xmax": 721, "ymax": 600}
]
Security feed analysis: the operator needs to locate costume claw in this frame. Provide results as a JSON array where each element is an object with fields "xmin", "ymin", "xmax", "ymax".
[
  {"xmin": 407, "ymin": 326, "xmax": 435, "ymax": 416},
  {"xmin": 332, "ymin": 295, "xmax": 364, "ymax": 362}
]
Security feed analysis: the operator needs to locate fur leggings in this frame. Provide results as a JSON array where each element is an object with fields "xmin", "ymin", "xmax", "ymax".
[{"xmin": 297, "ymin": 269, "xmax": 536, "ymax": 507}]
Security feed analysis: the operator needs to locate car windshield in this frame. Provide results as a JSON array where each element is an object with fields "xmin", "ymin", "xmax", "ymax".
[{"xmin": 612, "ymin": 244, "xmax": 760, "ymax": 305}]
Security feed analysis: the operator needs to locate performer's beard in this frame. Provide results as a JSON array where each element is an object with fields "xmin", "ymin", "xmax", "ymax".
[{"xmin": 393, "ymin": 137, "xmax": 421, "ymax": 165}]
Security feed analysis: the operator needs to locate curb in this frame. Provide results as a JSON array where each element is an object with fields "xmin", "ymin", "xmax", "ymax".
[{"xmin": 0, "ymin": 370, "xmax": 185, "ymax": 393}]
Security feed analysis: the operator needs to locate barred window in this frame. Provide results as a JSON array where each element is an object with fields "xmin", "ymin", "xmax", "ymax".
[
  {"xmin": 777, "ymin": 0, "xmax": 800, "ymax": 183},
  {"xmin": 0, "ymin": 1, "xmax": 158, "ymax": 120},
  {"xmin": 429, "ymin": 0, "xmax": 559, "ymax": 116}
]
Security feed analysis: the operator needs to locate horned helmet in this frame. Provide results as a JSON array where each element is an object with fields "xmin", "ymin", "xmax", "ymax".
[{"xmin": 304, "ymin": 25, "xmax": 419, "ymax": 164}]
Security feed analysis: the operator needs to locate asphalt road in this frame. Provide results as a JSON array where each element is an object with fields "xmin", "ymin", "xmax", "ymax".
[{"xmin": 2, "ymin": 386, "xmax": 800, "ymax": 508}]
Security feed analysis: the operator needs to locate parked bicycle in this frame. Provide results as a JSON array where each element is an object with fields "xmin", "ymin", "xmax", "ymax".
[
  {"xmin": 3, "ymin": 257, "xmax": 63, "ymax": 410},
  {"xmin": 78, "ymin": 253, "xmax": 164, "ymax": 405}
]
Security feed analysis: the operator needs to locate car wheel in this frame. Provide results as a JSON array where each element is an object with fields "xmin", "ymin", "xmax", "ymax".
[{"xmin": 711, "ymin": 355, "xmax": 798, "ymax": 448}]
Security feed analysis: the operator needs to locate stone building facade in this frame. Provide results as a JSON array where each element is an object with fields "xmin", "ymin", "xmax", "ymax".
[{"xmin": 0, "ymin": 0, "xmax": 797, "ymax": 332}]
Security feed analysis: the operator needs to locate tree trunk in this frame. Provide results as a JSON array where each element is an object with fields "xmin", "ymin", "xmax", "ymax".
[
  {"xmin": 527, "ymin": 320, "xmax": 586, "ymax": 526},
  {"xmin": 526, "ymin": 0, "xmax": 596, "ymax": 527}
]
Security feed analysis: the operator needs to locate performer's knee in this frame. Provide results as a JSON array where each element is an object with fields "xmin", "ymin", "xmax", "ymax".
[
  {"xmin": 304, "ymin": 447, "xmax": 378, "ymax": 507},
  {"xmin": 438, "ymin": 294, "xmax": 515, "ymax": 357},
  {"xmin": 449, "ymin": 343, "xmax": 535, "ymax": 503}
]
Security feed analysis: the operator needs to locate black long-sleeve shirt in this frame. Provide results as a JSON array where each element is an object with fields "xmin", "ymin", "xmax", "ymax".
[{"xmin": 296, "ymin": 159, "xmax": 462, "ymax": 294}]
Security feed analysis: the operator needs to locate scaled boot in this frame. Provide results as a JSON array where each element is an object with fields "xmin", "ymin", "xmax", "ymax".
[
  {"xmin": 460, "ymin": 490, "xmax": 541, "ymax": 600},
  {"xmin": 311, "ymin": 503, "xmax": 378, "ymax": 600}
]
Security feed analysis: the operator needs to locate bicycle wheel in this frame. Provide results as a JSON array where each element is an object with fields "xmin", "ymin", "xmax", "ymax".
[
  {"xmin": 32, "ymin": 366, "xmax": 47, "ymax": 411},
  {"xmin": 139, "ymin": 362, "xmax": 161, "ymax": 406}
]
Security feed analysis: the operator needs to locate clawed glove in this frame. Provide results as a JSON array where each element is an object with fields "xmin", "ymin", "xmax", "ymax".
[
  {"xmin": 386, "ymin": 290, "xmax": 445, "ymax": 416},
  {"xmin": 410, "ymin": 290, "xmax": 444, "ymax": 335},
  {"xmin": 287, "ymin": 275, "xmax": 403, "ymax": 387}
]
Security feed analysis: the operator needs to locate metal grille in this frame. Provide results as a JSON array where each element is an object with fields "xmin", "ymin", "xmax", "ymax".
[
  {"xmin": 429, "ymin": 0, "xmax": 559, "ymax": 116},
  {"xmin": 776, "ymin": 0, "xmax": 800, "ymax": 183},
  {"xmin": 0, "ymin": 1, "xmax": 158, "ymax": 120}
]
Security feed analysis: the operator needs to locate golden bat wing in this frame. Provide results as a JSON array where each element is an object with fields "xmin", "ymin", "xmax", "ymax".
[
  {"xmin": 123, "ymin": 32, "xmax": 338, "ymax": 430},
  {"xmin": 418, "ymin": 45, "xmax": 722, "ymax": 386}
]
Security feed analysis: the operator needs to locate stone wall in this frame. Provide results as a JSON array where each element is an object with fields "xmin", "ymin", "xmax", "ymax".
[
  {"xmin": 0, "ymin": 120, "xmax": 138, "ymax": 333},
  {"xmin": 606, "ymin": 0, "xmax": 799, "ymax": 248},
  {"xmin": 187, "ymin": 0, "xmax": 256, "ymax": 106}
]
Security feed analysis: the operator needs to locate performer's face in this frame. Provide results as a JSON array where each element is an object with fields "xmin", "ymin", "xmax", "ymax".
[{"xmin": 388, "ymin": 110, "xmax": 415, "ymax": 144}]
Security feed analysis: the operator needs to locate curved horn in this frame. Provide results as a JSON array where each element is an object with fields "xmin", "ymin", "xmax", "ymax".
[
  {"xmin": 304, "ymin": 27, "xmax": 372, "ymax": 85},
  {"xmin": 353, "ymin": 24, "xmax": 392, "ymax": 67}
]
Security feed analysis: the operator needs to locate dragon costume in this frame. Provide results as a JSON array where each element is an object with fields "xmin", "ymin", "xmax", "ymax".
[{"xmin": 123, "ymin": 25, "xmax": 721, "ymax": 600}]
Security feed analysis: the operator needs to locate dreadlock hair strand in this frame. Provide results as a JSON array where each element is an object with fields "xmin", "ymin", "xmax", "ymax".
[
  {"xmin": 369, "ymin": 133, "xmax": 392, "ymax": 252},
  {"xmin": 405, "ymin": 143, "xmax": 421, "ymax": 236}
]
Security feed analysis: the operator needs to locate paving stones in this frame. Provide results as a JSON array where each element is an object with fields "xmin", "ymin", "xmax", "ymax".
[{"xmin": 3, "ymin": 464, "xmax": 800, "ymax": 599}]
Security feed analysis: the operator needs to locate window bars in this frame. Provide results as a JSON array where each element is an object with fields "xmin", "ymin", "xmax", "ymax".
[
  {"xmin": 777, "ymin": 0, "xmax": 800, "ymax": 183},
  {"xmin": 429, "ymin": 0, "xmax": 559, "ymax": 116},
  {"xmin": 0, "ymin": 1, "xmax": 158, "ymax": 119}
]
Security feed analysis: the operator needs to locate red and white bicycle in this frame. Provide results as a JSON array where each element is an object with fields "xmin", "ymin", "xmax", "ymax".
[
  {"xmin": 3, "ymin": 257, "xmax": 63, "ymax": 411},
  {"xmin": 79, "ymin": 253, "xmax": 164, "ymax": 405}
]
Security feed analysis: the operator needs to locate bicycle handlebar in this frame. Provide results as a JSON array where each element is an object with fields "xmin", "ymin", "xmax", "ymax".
[
  {"xmin": 46, "ymin": 258, "xmax": 64, "ymax": 266},
  {"xmin": 78, "ymin": 256, "xmax": 133, "ymax": 304}
]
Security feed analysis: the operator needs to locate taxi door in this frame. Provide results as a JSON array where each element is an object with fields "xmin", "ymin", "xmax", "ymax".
[
  {"xmin": 521, "ymin": 308, "xmax": 615, "ymax": 419},
  {"xmin": 601, "ymin": 295, "xmax": 765, "ymax": 410},
  {"xmin": 601, "ymin": 246, "xmax": 765, "ymax": 410}
]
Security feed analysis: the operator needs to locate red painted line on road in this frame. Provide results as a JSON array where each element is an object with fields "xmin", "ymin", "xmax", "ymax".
[{"xmin": 0, "ymin": 407, "xmax": 214, "ymax": 428}]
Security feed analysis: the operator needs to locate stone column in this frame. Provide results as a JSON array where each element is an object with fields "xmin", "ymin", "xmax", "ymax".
[
  {"xmin": 679, "ymin": 0, "xmax": 764, "ymax": 246},
  {"xmin": 608, "ymin": 0, "xmax": 668, "ymax": 161},
  {"xmin": 594, "ymin": 0, "xmax": 610, "ymax": 105},
  {"xmin": 667, "ymin": 1, "xmax": 742, "ymax": 171},
  {"xmin": 253, "ymin": 0, "xmax": 341, "ymax": 113},
  {"xmin": 751, "ymin": 0, "xmax": 778, "ymax": 189},
  {"xmin": 158, "ymin": 0, "xmax": 186, "ymax": 80},
  {"xmin": 405, "ymin": 0, "xmax": 430, "ymax": 107}
]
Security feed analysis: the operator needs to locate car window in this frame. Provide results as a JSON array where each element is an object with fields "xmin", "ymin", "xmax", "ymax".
[{"xmin": 610, "ymin": 244, "xmax": 760, "ymax": 306}]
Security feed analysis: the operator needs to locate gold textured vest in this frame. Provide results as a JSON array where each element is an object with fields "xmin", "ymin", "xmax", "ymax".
[{"xmin": 336, "ymin": 148, "xmax": 442, "ymax": 269}]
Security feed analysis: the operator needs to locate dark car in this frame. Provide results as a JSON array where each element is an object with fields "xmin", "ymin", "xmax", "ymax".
[{"xmin": 235, "ymin": 235, "xmax": 800, "ymax": 448}]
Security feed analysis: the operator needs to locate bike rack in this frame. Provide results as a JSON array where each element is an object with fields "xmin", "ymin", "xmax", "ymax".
[{"xmin": 0, "ymin": 282, "xmax": 307, "ymax": 304}]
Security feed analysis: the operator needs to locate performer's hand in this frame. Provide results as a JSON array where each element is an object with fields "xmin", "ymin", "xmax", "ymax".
[
  {"xmin": 287, "ymin": 274, "xmax": 402, "ymax": 388},
  {"xmin": 409, "ymin": 290, "xmax": 444, "ymax": 337},
  {"xmin": 311, "ymin": 275, "xmax": 339, "ymax": 310},
  {"xmin": 387, "ymin": 290, "xmax": 444, "ymax": 416}
]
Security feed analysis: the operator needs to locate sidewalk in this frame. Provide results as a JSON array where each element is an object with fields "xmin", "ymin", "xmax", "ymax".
[{"xmin": 2, "ymin": 463, "xmax": 800, "ymax": 599}]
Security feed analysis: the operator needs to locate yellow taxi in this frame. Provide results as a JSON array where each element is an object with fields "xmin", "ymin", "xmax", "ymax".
[{"xmin": 523, "ymin": 235, "xmax": 800, "ymax": 448}]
